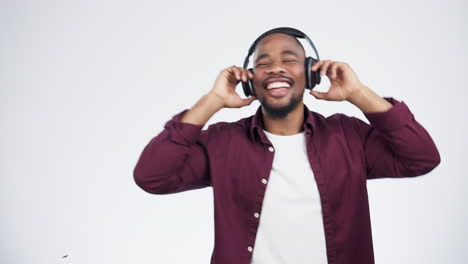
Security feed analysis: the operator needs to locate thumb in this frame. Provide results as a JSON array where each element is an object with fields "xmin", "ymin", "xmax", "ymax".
[
  {"xmin": 241, "ymin": 96, "xmax": 257, "ymax": 107},
  {"xmin": 310, "ymin": 90, "xmax": 329, "ymax": 100}
]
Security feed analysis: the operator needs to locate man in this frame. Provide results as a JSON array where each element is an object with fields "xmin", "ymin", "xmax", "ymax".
[{"xmin": 133, "ymin": 29, "xmax": 440, "ymax": 264}]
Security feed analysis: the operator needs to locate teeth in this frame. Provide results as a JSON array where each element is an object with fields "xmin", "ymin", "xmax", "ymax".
[{"xmin": 266, "ymin": 82, "xmax": 291, "ymax": 89}]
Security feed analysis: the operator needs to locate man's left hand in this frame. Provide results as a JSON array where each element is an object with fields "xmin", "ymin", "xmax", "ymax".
[{"xmin": 309, "ymin": 60, "xmax": 365, "ymax": 102}]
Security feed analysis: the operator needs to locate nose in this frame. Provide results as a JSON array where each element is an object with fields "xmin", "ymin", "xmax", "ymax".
[{"xmin": 266, "ymin": 61, "xmax": 286, "ymax": 74}]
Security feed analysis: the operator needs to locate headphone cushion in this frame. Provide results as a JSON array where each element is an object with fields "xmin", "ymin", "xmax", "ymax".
[
  {"xmin": 242, "ymin": 68, "xmax": 255, "ymax": 97},
  {"xmin": 305, "ymin": 57, "xmax": 321, "ymax": 90},
  {"xmin": 242, "ymin": 80, "xmax": 251, "ymax": 97}
]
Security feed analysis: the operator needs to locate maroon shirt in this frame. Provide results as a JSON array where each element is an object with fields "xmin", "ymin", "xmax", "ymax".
[{"xmin": 133, "ymin": 97, "xmax": 440, "ymax": 264}]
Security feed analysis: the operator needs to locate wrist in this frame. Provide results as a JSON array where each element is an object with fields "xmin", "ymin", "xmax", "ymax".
[
  {"xmin": 206, "ymin": 92, "xmax": 225, "ymax": 110},
  {"xmin": 347, "ymin": 85, "xmax": 393, "ymax": 113},
  {"xmin": 180, "ymin": 93, "xmax": 224, "ymax": 126},
  {"xmin": 347, "ymin": 84, "xmax": 370, "ymax": 106}
]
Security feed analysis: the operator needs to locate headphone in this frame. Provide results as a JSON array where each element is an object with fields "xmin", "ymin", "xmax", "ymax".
[{"xmin": 241, "ymin": 27, "xmax": 321, "ymax": 97}]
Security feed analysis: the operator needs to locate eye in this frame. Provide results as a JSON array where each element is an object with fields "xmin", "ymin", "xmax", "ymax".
[
  {"xmin": 256, "ymin": 62, "xmax": 270, "ymax": 68},
  {"xmin": 284, "ymin": 59, "xmax": 297, "ymax": 64}
]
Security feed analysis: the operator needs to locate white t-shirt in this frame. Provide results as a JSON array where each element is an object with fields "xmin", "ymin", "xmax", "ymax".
[{"xmin": 251, "ymin": 129, "xmax": 328, "ymax": 264}]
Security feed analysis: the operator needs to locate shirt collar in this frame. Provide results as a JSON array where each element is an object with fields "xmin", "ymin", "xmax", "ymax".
[{"xmin": 249, "ymin": 104, "xmax": 316, "ymax": 144}]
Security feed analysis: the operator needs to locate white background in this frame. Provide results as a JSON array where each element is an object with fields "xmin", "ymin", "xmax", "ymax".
[{"xmin": 1, "ymin": 0, "xmax": 466, "ymax": 263}]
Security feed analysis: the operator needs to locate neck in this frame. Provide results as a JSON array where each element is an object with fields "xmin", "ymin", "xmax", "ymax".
[{"xmin": 262, "ymin": 102, "xmax": 305, "ymax": 136}]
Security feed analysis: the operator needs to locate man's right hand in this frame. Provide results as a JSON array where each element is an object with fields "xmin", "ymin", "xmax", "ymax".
[
  {"xmin": 209, "ymin": 66, "xmax": 257, "ymax": 108},
  {"xmin": 180, "ymin": 66, "xmax": 258, "ymax": 126}
]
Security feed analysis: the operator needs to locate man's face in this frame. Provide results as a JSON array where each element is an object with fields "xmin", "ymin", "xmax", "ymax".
[{"xmin": 251, "ymin": 33, "xmax": 306, "ymax": 119}]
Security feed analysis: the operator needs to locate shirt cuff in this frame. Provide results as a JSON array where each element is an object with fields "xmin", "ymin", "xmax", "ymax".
[
  {"xmin": 163, "ymin": 109, "xmax": 204, "ymax": 145},
  {"xmin": 363, "ymin": 97, "xmax": 415, "ymax": 132}
]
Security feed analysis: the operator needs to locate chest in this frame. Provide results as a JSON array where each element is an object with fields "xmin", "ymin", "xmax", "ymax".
[{"xmin": 206, "ymin": 131, "xmax": 366, "ymax": 211}]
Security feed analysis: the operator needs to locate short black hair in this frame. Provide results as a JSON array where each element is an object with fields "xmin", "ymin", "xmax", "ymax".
[{"xmin": 253, "ymin": 32, "xmax": 306, "ymax": 58}]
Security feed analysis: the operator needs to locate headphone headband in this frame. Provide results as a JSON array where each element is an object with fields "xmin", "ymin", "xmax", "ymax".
[{"xmin": 243, "ymin": 27, "xmax": 320, "ymax": 69}]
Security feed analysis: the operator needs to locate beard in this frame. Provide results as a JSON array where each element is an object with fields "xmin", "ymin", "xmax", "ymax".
[{"xmin": 259, "ymin": 91, "xmax": 303, "ymax": 119}]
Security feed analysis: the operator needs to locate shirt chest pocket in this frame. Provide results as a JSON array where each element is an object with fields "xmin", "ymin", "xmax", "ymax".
[
  {"xmin": 211, "ymin": 147, "xmax": 260, "ymax": 210},
  {"xmin": 316, "ymin": 137, "xmax": 366, "ymax": 198}
]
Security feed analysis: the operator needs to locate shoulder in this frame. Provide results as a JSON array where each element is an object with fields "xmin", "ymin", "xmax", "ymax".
[
  {"xmin": 328, "ymin": 112, "xmax": 367, "ymax": 126},
  {"xmin": 307, "ymin": 109, "xmax": 370, "ymax": 141},
  {"xmin": 198, "ymin": 114, "xmax": 255, "ymax": 142},
  {"xmin": 309, "ymin": 109, "xmax": 365, "ymax": 128},
  {"xmin": 203, "ymin": 115, "xmax": 253, "ymax": 132}
]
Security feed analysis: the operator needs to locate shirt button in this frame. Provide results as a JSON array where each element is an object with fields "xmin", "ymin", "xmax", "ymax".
[
  {"xmin": 254, "ymin": 212, "xmax": 260, "ymax": 218},
  {"xmin": 248, "ymin": 246, "xmax": 253, "ymax": 252},
  {"xmin": 261, "ymin": 178, "xmax": 268, "ymax": 184},
  {"xmin": 268, "ymin": 146, "xmax": 275, "ymax": 152}
]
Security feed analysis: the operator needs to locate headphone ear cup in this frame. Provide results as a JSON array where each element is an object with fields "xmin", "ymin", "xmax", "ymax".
[
  {"xmin": 305, "ymin": 57, "xmax": 313, "ymax": 90},
  {"xmin": 305, "ymin": 57, "xmax": 321, "ymax": 90},
  {"xmin": 242, "ymin": 68, "xmax": 255, "ymax": 97},
  {"xmin": 312, "ymin": 58, "xmax": 321, "ymax": 89}
]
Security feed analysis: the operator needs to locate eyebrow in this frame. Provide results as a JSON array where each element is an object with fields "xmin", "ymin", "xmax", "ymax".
[{"xmin": 254, "ymin": 50, "xmax": 300, "ymax": 63}]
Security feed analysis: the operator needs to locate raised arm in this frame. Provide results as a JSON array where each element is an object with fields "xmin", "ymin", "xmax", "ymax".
[
  {"xmin": 133, "ymin": 66, "xmax": 257, "ymax": 194},
  {"xmin": 351, "ymin": 97, "xmax": 440, "ymax": 179},
  {"xmin": 309, "ymin": 60, "xmax": 440, "ymax": 179}
]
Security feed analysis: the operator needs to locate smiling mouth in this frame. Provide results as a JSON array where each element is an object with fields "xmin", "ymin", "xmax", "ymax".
[
  {"xmin": 267, "ymin": 86, "xmax": 289, "ymax": 97},
  {"xmin": 266, "ymin": 81, "xmax": 291, "ymax": 89}
]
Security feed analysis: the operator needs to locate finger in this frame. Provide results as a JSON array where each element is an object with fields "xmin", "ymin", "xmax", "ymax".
[
  {"xmin": 309, "ymin": 90, "xmax": 329, "ymax": 100},
  {"xmin": 242, "ymin": 68, "xmax": 254, "ymax": 80},
  {"xmin": 232, "ymin": 66, "xmax": 246, "ymax": 82},
  {"xmin": 240, "ymin": 68, "xmax": 250, "ymax": 82},
  {"xmin": 320, "ymin": 60, "xmax": 333, "ymax": 76},
  {"xmin": 224, "ymin": 66, "xmax": 237, "ymax": 81},
  {"xmin": 329, "ymin": 62, "xmax": 339, "ymax": 79},
  {"xmin": 241, "ymin": 96, "xmax": 257, "ymax": 106},
  {"xmin": 311, "ymin": 60, "xmax": 325, "ymax": 72},
  {"xmin": 222, "ymin": 67, "xmax": 235, "ymax": 83},
  {"xmin": 234, "ymin": 66, "xmax": 245, "ymax": 82},
  {"xmin": 232, "ymin": 66, "xmax": 242, "ymax": 81},
  {"xmin": 247, "ymin": 69, "xmax": 254, "ymax": 79}
]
